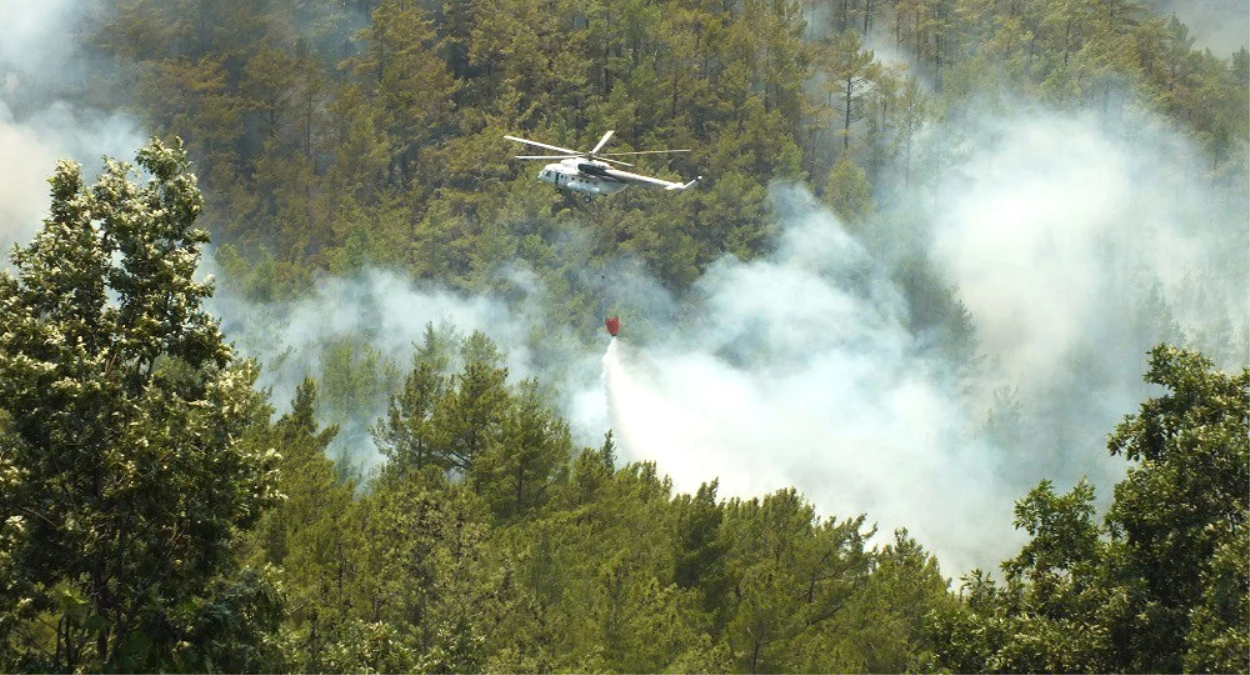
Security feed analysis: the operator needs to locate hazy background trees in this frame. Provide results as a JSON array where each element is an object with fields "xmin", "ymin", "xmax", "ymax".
[{"xmin": 1, "ymin": 0, "xmax": 1247, "ymax": 671}]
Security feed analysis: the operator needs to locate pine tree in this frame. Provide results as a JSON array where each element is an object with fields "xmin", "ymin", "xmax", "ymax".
[
  {"xmin": 432, "ymin": 331, "xmax": 511, "ymax": 475},
  {"xmin": 250, "ymin": 379, "xmax": 354, "ymax": 632},
  {"xmin": 825, "ymin": 156, "xmax": 875, "ymax": 225},
  {"xmin": 372, "ymin": 323, "xmax": 457, "ymax": 484},
  {"xmin": 471, "ymin": 378, "xmax": 573, "ymax": 521}
]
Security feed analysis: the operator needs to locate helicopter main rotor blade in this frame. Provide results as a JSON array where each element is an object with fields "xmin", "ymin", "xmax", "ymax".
[
  {"xmin": 598, "ymin": 149, "xmax": 692, "ymax": 156},
  {"xmin": 504, "ymin": 135, "xmax": 582, "ymax": 156},
  {"xmin": 589, "ymin": 130, "xmax": 615, "ymax": 156},
  {"xmin": 513, "ymin": 154, "xmax": 634, "ymax": 167}
]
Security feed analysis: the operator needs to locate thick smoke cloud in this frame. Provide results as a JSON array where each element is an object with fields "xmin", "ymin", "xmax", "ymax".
[
  {"xmin": 598, "ymin": 183, "xmax": 1026, "ymax": 572},
  {"xmin": 0, "ymin": 2, "xmax": 81, "ymax": 79},
  {"xmin": 205, "ymin": 101, "xmax": 1246, "ymax": 573},
  {"xmin": 0, "ymin": 1, "xmax": 144, "ymax": 252},
  {"xmin": 933, "ymin": 110, "xmax": 1247, "ymax": 431},
  {"xmin": 0, "ymin": 108, "xmax": 60, "ymax": 248},
  {"xmin": 589, "ymin": 108, "xmax": 1246, "ymax": 573}
]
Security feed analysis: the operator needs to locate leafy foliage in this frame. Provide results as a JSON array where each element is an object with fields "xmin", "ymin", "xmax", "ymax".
[
  {"xmin": 926, "ymin": 346, "xmax": 1250, "ymax": 674},
  {"xmin": 0, "ymin": 139, "xmax": 282, "ymax": 671}
]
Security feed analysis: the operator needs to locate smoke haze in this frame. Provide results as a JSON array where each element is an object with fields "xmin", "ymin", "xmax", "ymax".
[
  {"xmin": 212, "ymin": 104, "xmax": 1245, "ymax": 572},
  {"xmin": 1, "ymin": 1, "xmax": 1245, "ymax": 574},
  {"xmin": 204, "ymin": 262, "xmax": 608, "ymax": 476},
  {"xmin": 590, "ymin": 105, "xmax": 1245, "ymax": 571},
  {"xmin": 0, "ymin": 1, "xmax": 143, "ymax": 252},
  {"xmin": 1146, "ymin": 0, "xmax": 1250, "ymax": 55}
]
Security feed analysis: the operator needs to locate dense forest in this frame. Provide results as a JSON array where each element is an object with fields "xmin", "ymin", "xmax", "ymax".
[{"xmin": 1, "ymin": 0, "xmax": 1248, "ymax": 672}]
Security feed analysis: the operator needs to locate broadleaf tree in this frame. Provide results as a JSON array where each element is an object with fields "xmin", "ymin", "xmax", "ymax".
[
  {"xmin": 925, "ymin": 345, "xmax": 1249, "ymax": 674},
  {"xmin": 0, "ymin": 139, "xmax": 282, "ymax": 672}
]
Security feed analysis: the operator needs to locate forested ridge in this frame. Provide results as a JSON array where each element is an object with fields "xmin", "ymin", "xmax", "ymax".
[
  {"xmin": 1, "ymin": 0, "xmax": 1248, "ymax": 672},
  {"xmin": 76, "ymin": 0, "xmax": 1249, "ymax": 298}
]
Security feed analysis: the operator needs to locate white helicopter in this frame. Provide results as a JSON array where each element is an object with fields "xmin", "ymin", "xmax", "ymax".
[{"xmin": 505, "ymin": 130, "xmax": 701, "ymax": 201}]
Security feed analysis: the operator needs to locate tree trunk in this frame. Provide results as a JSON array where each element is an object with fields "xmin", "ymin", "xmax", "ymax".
[{"xmin": 843, "ymin": 75, "xmax": 854, "ymax": 151}]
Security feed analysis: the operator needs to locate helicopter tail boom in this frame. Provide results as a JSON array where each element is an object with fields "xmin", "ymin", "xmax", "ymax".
[{"xmin": 666, "ymin": 176, "xmax": 702, "ymax": 191}]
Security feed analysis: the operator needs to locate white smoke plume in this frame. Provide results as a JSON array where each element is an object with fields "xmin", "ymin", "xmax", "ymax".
[
  {"xmin": 211, "ymin": 268, "xmax": 532, "ymax": 415},
  {"xmin": 589, "ymin": 108, "xmax": 1246, "ymax": 573},
  {"xmin": 595, "ymin": 182, "xmax": 1024, "ymax": 573},
  {"xmin": 204, "ymin": 102, "xmax": 1245, "ymax": 573},
  {"xmin": 205, "ymin": 262, "xmax": 609, "ymax": 476},
  {"xmin": 0, "ymin": 1, "xmax": 144, "ymax": 253},
  {"xmin": 0, "ymin": 106, "xmax": 60, "ymax": 249}
]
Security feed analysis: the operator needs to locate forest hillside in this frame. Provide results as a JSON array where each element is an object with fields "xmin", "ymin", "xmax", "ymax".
[{"xmin": 0, "ymin": 0, "xmax": 1247, "ymax": 672}]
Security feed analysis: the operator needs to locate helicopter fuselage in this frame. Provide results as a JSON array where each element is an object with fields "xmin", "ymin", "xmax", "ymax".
[{"xmin": 538, "ymin": 158, "xmax": 629, "ymax": 200}]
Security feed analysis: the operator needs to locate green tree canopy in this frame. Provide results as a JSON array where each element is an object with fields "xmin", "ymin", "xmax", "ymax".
[
  {"xmin": 0, "ymin": 139, "xmax": 282, "ymax": 671},
  {"xmin": 926, "ymin": 345, "xmax": 1250, "ymax": 674}
]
